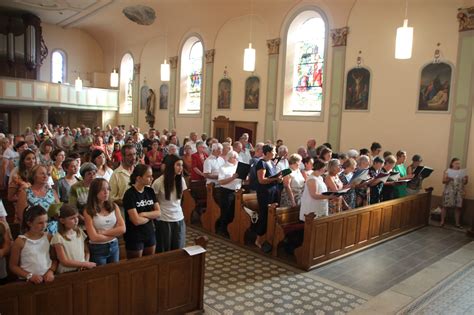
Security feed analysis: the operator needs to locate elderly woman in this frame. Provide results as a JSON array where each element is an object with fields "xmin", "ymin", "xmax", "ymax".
[
  {"xmin": 190, "ymin": 141, "xmax": 208, "ymax": 181},
  {"xmin": 16, "ymin": 164, "xmax": 60, "ymax": 232},
  {"xmin": 280, "ymin": 154, "xmax": 305, "ymax": 207},
  {"xmin": 300, "ymin": 160, "xmax": 340, "ymax": 221},
  {"xmin": 216, "ymin": 151, "xmax": 242, "ymax": 237},
  {"xmin": 221, "ymin": 142, "xmax": 232, "ymax": 161},
  {"xmin": 37, "ymin": 139, "xmax": 54, "ymax": 167},
  {"xmin": 355, "ymin": 155, "xmax": 370, "ymax": 207},
  {"xmin": 324, "ymin": 159, "xmax": 349, "ymax": 213},
  {"xmin": 338, "ymin": 158, "xmax": 357, "ymax": 209}
]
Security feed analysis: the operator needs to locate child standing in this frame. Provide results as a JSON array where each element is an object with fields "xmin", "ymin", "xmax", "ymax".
[
  {"xmin": 9, "ymin": 205, "xmax": 57, "ymax": 284},
  {"xmin": 441, "ymin": 158, "xmax": 469, "ymax": 228},
  {"xmin": 51, "ymin": 204, "xmax": 96, "ymax": 273}
]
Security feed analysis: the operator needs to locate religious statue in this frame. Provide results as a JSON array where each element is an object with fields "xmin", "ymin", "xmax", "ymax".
[{"xmin": 146, "ymin": 88, "xmax": 156, "ymax": 128}]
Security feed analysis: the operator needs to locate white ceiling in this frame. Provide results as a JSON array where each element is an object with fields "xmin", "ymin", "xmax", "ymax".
[{"xmin": 1, "ymin": 0, "xmax": 114, "ymax": 27}]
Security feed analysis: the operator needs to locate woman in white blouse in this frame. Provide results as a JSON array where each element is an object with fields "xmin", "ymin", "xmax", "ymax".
[
  {"xmin": 280, "ymin": 154, "xmax": 305, "ymax": 207},
  {"xmin": 216, "ymin": 151, "xmax": 242, "ymax": 237}
]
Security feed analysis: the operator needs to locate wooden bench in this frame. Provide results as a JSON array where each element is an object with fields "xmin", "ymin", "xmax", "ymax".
[
  {"xmin": 182, "ymin": 180, "xmax": 207, "ymax": 225},
  {"xmin": 267, "ymin": 204, "xmax": 303, "ymax": 257},
  {"xmin": 231, "ymin": 190, "xmax": 259, "ymax": 245},
  {"xmin": 294, "ymin": 190, "xmax": 432, "ymax": 270},
  {"xmin": 0, "ymin": 236, "xmax": 208, "ymax": 315},
  {"xmin": 200, "ymin": 183, "xmax": 221, "ymax": 233}
]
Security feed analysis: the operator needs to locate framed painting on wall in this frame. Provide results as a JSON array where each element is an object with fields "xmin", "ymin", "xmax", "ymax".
[
  {"xmin": 159, "ymin": 84, "xmax": 168, "ymax": 110},
  {"xmin": 217, "ymin": 78, "xmax": 231, "ymax": 109},
  {"xmin": 418, "ymin": 62, "xmax": 452, "ymax": 112},
  {"xmin": 344, "ymin": 67, "xmax": 370, "ymax": 111},
  {"xmin": 244, "ymin": 76, "xmax": 260, "ymax": 110},
  {"xmin": 140, "ymin": 85, "xmax": 149, "ymax": 110}
]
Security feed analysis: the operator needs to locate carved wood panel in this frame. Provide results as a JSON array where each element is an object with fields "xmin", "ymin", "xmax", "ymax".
[
  {"xmin": 87, "ymin": 275, "xmax": 119, "ymax": 315},
  {"xmin": 357, "ymin": 212, "xmax": 370, "ymax": 244},
  {"xmin": 381, "ymin": 206, "xmax": 392, "ymax": 235},
  {"xmin": 312, "ymin": 223, "xmax": 328, "ymax": 260},
  {"xmin": 344, "ymin": 215, "xmax": 358, "ymax": 249},
  {"xmin": 130, "ymin": 266, "xmax": 159, "ymax": 314},
  {"xmin": 391, "ymin": 203, "xmax": 402, "ymax": 231},
  {"xmin": 369, "ymin": 208, "xmax": 382, "ymax": 239},
  {"xmin": 328, "ymin": 218, "xmax": 344, "ymax": 254}
]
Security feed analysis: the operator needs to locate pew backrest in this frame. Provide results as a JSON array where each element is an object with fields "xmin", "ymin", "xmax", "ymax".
[{"xmin": 0, "ymin": 238, "xmax": 207, "ymax": 315}]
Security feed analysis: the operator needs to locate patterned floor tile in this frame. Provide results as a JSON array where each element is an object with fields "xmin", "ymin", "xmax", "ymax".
[{"xmin": 187, "ymin": 228, "xmax": 367, "ymax": 314}]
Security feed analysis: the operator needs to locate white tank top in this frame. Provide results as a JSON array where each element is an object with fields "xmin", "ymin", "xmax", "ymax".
[
  {"xmin": 19, "ymin": 234, "xmax": 52, "ymax": 277},
  {"xmin": 90, "ymin": 211, "xmax": 117, "ymax": 244}
]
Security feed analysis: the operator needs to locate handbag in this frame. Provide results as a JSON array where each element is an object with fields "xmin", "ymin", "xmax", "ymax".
[{"xmin": 243, "ymin": 206, "xmax": 258, "ymax": 224}]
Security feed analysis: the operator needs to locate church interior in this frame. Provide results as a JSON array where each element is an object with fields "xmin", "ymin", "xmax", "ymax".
[{"xmin": 0, "ymin": 0, "xmax": 473, "ymax": 314}]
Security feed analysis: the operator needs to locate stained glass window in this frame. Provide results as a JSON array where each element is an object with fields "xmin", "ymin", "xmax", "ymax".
[
  {"xmin": 283, "ymin": 11, "xmax": 326, "ymax": 117},
  {"xmin": 51, "ymin": 50, "xmax": 66, "ymax": 83},
  {"xmin": 291, "ymin": 17, "xmax": 325, "ymax": 112},
  {"xmin": 186, "ymin": 41, "xmax": 203, "ymax": 112}
]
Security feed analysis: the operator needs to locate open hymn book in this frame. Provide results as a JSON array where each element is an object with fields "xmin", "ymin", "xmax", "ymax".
[{"xmin": 446, "ymin": 168, "xmax": 467, "ymax": 179}]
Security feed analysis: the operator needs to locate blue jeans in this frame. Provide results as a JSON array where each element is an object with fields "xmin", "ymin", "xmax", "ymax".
[{"xmin": 89, "ymin": 239, "xmax": 120, "ymax": 266}]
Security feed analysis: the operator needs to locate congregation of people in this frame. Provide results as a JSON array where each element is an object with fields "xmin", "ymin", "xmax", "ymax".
[{"xmin": 0, "ymin": 122, "xmax": 468, "ymax": 285}]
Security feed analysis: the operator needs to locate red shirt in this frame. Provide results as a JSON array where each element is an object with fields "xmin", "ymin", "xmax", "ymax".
[
  {"xmin": 112, "ymin": 150, "xmax": 122, "ymax": 163},
  {"xmin": 190, "ymin": 152, "xmax": 208, "ymax": 180},
  {"xmin": 146, "ymin": 150, "xmax": 164, "ymax": 169}
]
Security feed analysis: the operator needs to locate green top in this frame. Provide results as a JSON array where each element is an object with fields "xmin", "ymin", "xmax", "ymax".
[{"xmin": 393, "ymin": 164, "xmax": 408, "ymax": 198}]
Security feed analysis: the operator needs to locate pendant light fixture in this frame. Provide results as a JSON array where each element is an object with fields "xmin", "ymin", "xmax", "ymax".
[
  {"xmin": 395, "ymin": 0, "xmax": 414, "ymax": 59},
  {"xmin": 161, "ymin": 27, "xmax": 170, "ymax": 81},
  {"xmin": 243, "ymin": 0, "xmax": 256, "ymax": 72},
  {"xmin": 110, "ymin": 38, "xmax": 119, "ymax": 87}
]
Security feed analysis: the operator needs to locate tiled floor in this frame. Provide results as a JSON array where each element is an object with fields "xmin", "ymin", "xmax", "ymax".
[{"xmin": 311, "ymin": 227, "xmax": 471, "ymax": 296}]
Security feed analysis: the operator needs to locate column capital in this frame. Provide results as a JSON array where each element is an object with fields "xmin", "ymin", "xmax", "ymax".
[
  {"xmin": 205, "ymin": 49, "xmax": 215, "ymax": 64},
  {"xmin": 457, "ymin": 7, "xmax": 474, "ymax": 32},
  {"xmin": 330, "ymin": 27, "xmax": 349, "ymax": 47},
  {"xmin": 133, "ymin": 63, "xmax": 140, "ymax": 75},
  {"xmin": 169, "ymin": 56, "xmax": 178, "ymax": 69},
  {"xmin": 267, "ymin": 38, "xmax": 281, "ymax": 55}
]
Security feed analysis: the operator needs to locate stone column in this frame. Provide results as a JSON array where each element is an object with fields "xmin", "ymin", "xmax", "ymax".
[
  {"xmin": 133, "ymin": 63, "xmax": 141, "ymax": 126},
  {"xmin": 448, "ymin": 8, "xmax": 474, "ymax": 166},
  {"xmin": 326, "ymin": 27, "xmax": 349, "ymax": 152},
  {"xmin": 39, "ymin": 107, "xmax": 49, "ymax": 124},
  {"xmin": 203, "ymin": 49, "xmax": 215, "ymax": 135},
  {"xmin": 264, "ymin": 38, "xmax": 281, "ymax": 141},
  {"xmin": 169, "ymin": 56, "xmax": 179, "ymax": 130}
]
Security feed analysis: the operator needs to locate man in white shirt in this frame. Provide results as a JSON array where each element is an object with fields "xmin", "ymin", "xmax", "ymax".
[
  {"xmin": 187, "ymin": 132, "xmax": 199, "ymax": 154},
  {"xmin": 233, "ymin": 141, "xmax": 251, "ymax": 164},
  {"xmin": 276, "ymin": 145, "xmax": 289, "ymax": 173},
  {"xmin": 203, "ymin": 143, "xmax": 225, "ymax": 186}
]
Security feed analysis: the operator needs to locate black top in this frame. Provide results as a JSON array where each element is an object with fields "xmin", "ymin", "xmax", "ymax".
[
  {"xmin": 123, "ymin": 186, "xmax": 156, "ymax": 240},
  {"xmin": 255, "ymin": 159, "xmax": 278, "ymax": 192}
]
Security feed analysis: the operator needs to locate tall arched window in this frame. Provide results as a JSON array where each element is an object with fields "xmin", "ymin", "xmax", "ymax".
[
  {"xmin": 179, "ymin": 36, "xmax": 203, "ymax": 114},
  {"xmin": 120, "ymin": 53, "xmax": 134, "ymax": 114},
  {"xmin": 51, "ymin": 50, "xmax": 66, "ymax": 83},
  {"xmin": 283, "ymin": 10, "xmax": 327, "ymax": 117}
]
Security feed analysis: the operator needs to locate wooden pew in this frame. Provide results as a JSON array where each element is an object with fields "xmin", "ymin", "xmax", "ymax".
[
  {"xmin": 294, "ymin": 190, "xmax": 432, "ymax": 270},
  {"xmin": 181, "ymin": 180, "xmax": 207, "ymax": 225},
  {"xmin": 200, "ymin": 183, "xmax": 221, "ymax": 233},
  {"xmin": 231, "ymin": 190, "xmax": 259, "ymax": 245},
  {"xmin": 0, "ymin": 237, "xmax": 208, "ymax": 315},
  {"xmin": 267, "ymin": 204, "xmax": 304, "ymax": 257}
]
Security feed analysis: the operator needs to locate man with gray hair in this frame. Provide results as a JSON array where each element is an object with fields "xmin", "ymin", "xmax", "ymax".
[
  {"xmin": 347, "ymin": 149, "xmax": 359, "ymax": 159},
  {"xmin": 203, "ymin": 143, "xmax": 225, "ymax": 186}
]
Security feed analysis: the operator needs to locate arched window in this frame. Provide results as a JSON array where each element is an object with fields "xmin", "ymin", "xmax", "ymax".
[
  {"xmin": 179, "ymin": 36, "xmax": 203, "ymax": 114},
  {"xmin": 51, "ymin": 50, "xmax": 66, "ymax": 83},
  {"xmin": 119, "ymin": 53, "xmax": 134, "ymax": 114},
  {"xmin": 283, "ymin": 11, "xmax": 327, "ymax": 117}
]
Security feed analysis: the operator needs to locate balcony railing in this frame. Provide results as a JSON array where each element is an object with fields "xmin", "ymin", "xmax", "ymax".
[{"xmin": 0, "ymin": 77, "xmax": 118, "ymax": 111}]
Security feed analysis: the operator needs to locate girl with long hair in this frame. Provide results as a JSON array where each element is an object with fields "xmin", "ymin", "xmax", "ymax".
[{"xmin": 152, "ymin": 155, "xmax": 187, "ymax": 252}]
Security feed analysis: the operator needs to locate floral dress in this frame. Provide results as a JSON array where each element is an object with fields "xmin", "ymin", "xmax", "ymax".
[
  {"xmin": 442, "ymin": 169, "xmax": 465, "ymax": 208},
  {"xmin": 339, "ymin": 172, "xmax": 356, "ymax": 209},
  {"xmin": 25, "ymin": 187, "xmax": 58, "ymax": 234},
  {"xmin": 280, "ymin": 169, "xmax": 305, "ymax": 207}
]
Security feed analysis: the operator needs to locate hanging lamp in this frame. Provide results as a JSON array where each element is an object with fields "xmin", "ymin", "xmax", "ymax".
[
  {"xmin": 243, "ymin": 0, "xmax": 256, "ymax": 71},
  {"xmin": 395, "ymin": 0, "xmax": 414, "ymax": 59}
]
